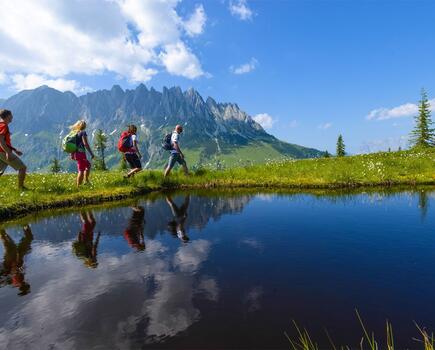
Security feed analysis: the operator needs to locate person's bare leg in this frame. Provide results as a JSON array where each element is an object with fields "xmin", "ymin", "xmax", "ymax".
[
  {"xmin": 127, "ymin": 168, "xmax": 142, "ymax": 178},
  {"xmin": 77, "ymin": 171, "xmax": 84, "ymax": 187},
  {"xmin": 164, "ymin": 166, "xmax": 171, "ymax": 177},
  {"xmin": 125, "ymin": 169, "xmax": 135, "ymax": 178},
  {"xmin": 87, "ymin": 211, "xmax": 96, "ymax": 225},
  {"xmin": 182, "ymin": 163, "xmax": 189, "ymax": 176},
  {"xmin": 84, "ymin": 169, "xmax": 91, "ymax": 184},
  {"xmin": 18, "ymin": 167, "xmax": 27, "ymax": 189}
]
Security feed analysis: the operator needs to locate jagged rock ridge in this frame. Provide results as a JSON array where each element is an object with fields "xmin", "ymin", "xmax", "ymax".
[{"xmin": 1, "ymin": 85, "xmax": 323, "ymax": 170}]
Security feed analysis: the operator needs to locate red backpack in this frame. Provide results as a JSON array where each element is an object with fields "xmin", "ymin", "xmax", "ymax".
[{"xmin": 118, "ymin": 131, "xmax": 133, "ymax": 153}]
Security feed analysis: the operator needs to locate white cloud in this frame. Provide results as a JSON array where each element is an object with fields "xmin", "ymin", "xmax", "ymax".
[
  {"xmin": 12, "ymin": 73, "xmax": 92, "ymax": 94},
  {"xmin": 173, "ymin": 239, "xmax": 211, "ymax": 273},
  {"xmin": 244, "ymin": 286, "xmax": 263, "ymax": 312},
  {"xmin": 229, "ymin": 0, "xmax": 253, "ymax": 21},
  {"xmin": 366, "ymin": 103, "xmax": 417, "ymax": 121},
  {"xmin": 318, "ymin": 122, "xmax": 332, "ymax": 130},
  {"xmin": 0, "ymin": 237, "xmax": 216, "ymax": 348},
  {"xmin": 184, "ymin": 4, "xmax": 206, "ymax": 37},
  {"xmin": 159, "ymin": 42, "xmax": 204, "ymax": 79},
  {"xmin": 198, "ymin": 278, "xmax": 219, "ymax": 301},
  {"xmin": 230, "ymin": 57, "xmax": 258, "ymax": 75},
  {"xmin": 359, "ymin": 135, "xmax": 409, "ymax": 153},
  {"xmin": 289, "ymin": 120, "xmax": 299, "ymax": 128},
  {"xmin": 240, "ymin": 238, "xmax": 263, "ymax": 250},
  {"xmin": 0, "ymin": 0, "xmax": 206, "ymax": 91},
  {"xmin": 253, "ymin": 113, "xmax": 274, "ymax": 129},
  {"xmin": 0, "ymin": 72, "xmax": 7, "ymax": 84},
  {"xmin": 366, "ymin": 98, "xmax": 435, "ymax": 121}
]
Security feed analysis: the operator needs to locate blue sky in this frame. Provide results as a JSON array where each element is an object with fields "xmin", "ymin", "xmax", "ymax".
[{"xmin": 1, "ymin": 0, "xmax": 434, "ymax": 154}]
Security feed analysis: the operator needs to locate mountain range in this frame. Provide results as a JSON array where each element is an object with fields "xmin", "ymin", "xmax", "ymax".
[{"xmin": 0, "ymin": 85, "xmax": 323, "ymax": 171}]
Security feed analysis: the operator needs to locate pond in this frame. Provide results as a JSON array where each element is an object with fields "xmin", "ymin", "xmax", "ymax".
[{"xmin": 0, "ymin": 189, "xmax": 434, "ymax": 349}]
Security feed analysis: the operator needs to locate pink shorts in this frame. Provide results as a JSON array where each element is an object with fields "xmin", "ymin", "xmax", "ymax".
[{"xmin": 72, "ymin": 152, "xmax": 91, "ymax": 172}]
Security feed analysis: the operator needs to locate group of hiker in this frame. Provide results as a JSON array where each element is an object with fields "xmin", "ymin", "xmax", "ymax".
[
  {"xmin": 72, "ymin": 194, "xmax": 189, "ymax": 270},
  {"xmin": 1, "ymin": 194, "xmax": 190, "ymax": 294},
  {"xmin": 0, "ymin": 108, "xmax": 189, "ymax": 189}
]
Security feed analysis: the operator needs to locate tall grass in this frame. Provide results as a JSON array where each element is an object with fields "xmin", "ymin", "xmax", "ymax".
[{"xmin": 285, "ymin": 310, "xmax": 434, "ymax": 350}]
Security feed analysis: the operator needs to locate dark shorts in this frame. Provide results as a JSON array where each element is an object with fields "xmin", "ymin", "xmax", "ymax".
[
  {"xmin": 167, "ymin": 153, "xmax": 186, "ymax": 170},
  {"xmin": 125, "ymin": 153, "xmax": 142, "ymax": 169}
]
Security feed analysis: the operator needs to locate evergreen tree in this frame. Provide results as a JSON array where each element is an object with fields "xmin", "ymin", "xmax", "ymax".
[
  {"xmin": 398, "ymin": 146, "xmax": 402, "ymax": 151},
  {"xmin": 50, "ymin": 158, "xmax": 62, "ymax": 173},
  {"xmin": 410, "ymin": 89, "xmax": 435, "ymax": 148},
  {"xmin": 418, "ymin": 190, "xmax": 429, "ymax": 221},
  {"xmin": 94, "ymin": 129, "xmax": 108, "ymax": 170},
  {"xmin": 324, "ymin": 150, "xmax": 330, "ymax": 158},
  {"xmin": 336, "ymin": 134, "xmax": 346, "ymax": 157},
  {"xmin": 94, "ymin": 157, "xmax": 107, "ymax": 171}
]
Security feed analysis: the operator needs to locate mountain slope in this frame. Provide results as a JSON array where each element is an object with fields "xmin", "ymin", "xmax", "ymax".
[{"xmin": 2, "ymin": 85, "xmax": 323, "ymax": 171}]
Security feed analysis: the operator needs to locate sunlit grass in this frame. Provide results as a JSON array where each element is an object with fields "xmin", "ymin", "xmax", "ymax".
[{"xmin": 0, "ymin": 148, "xmax": 434, "ymax": 219}]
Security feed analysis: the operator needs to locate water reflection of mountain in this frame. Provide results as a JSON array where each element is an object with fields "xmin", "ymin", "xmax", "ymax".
[
  {"xmin": 143, "ymin": 194, "xmax": 252, "ymax": 239},
  {"xmin": 2, "ymin": 194, "xmax": 253, "ymax": 242}
]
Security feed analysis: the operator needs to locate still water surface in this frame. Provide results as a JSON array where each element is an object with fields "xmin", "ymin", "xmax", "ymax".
[{"xmin": 0, "ymin": 190, "xmax": 434, "ymax": 349}]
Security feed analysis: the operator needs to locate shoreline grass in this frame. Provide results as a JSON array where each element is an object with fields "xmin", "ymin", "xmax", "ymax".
[
  {"xmin": 0, "ymin": 148, "xmax": 434, "ymax": 222},
  {"xmin": 286, "ymin": 311, "xmax": 434, "ymax": 350}
]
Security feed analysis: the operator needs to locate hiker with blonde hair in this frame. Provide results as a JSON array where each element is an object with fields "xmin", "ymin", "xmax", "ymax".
[{"xmin": 69, "ymin": 120, "xmax": 95, "ymax": 187}]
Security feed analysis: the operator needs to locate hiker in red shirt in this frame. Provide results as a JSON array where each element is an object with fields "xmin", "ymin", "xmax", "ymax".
[
  {"xmin": 0, "ymin": 225, "xmax": 33, "ymax": 296},
  {"xmin": 123, "ymin": 206, "xmax": 145, "ymax": 251},
  {"xmin": 118, "ymin": 125, "xmax": 143, "ymax": 178},
  {"xmin": 0, "ymin": 109, "xmax": 27, "ymax": 189}
]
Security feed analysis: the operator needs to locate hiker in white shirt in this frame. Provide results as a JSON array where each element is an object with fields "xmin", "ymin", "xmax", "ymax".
[{"xmin": 164, "ymin": 124, "xmax": 188, "ymax": 177}]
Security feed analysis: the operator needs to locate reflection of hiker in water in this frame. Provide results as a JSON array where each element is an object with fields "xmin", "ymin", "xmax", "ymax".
[
  {"xmin": 124, "ymin": 206, "xmax": 145, "ymax": 251},
  {"xmin": 72, "ymin": 211, "xmax": 100, "ymax": 268},
  {"xmin": 166, "ymin": 195, "xmax": 190, "ymax": 243},
  {"xmin": 0, "ymin": 225, "xmax": 33, "ymax": 296}
]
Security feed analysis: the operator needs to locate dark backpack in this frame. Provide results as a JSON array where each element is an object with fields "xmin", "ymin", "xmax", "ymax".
[
  {"xmin": 118, "ymin": 131, "xmax": 133, "ymax": 153},
  {"xmin": 162, "ymin": 133, "xmax": 173, "ymax": 151}
]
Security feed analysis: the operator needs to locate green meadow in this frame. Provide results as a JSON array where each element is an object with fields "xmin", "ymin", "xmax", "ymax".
[{"xmin": 0, "ymin": 147, "xmax": 434, "ymax": 221}]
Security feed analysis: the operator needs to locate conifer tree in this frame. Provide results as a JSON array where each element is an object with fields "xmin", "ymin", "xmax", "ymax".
[
  {"xmin": 418, "ymin": 191, "xmax": 429, "ymax": 221},
  {"xmin": 94, "ymin": 157, "xmax": 106, "ymax": 171},
  {"xmin": 50, "ymin": 158, "xmax": 62, "ymax": 173},
  {"xmin": 410, "ymin": 89, "xmax": 435, "ymax": 148},
  {"xmin": 336, "ymin": 134, "xmax": 346, "ymax": 157},
  {"xmin": 94, "ymin": 129, "xmax": 108, "ymax": 170},
  {"xmin": 324, "ymin": 150, "xmax": 330, "ymax": 158}
]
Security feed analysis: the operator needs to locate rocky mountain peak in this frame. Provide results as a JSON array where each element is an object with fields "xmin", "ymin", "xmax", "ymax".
[{"xmin": 1, "ymin": 84, "xmax": 323, "ymax": 170}]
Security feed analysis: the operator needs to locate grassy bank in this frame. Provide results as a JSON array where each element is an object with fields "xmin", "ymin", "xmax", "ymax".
[{"xmin": 1, "ymin": 148, "xmax": 434, "ymax": 221}]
